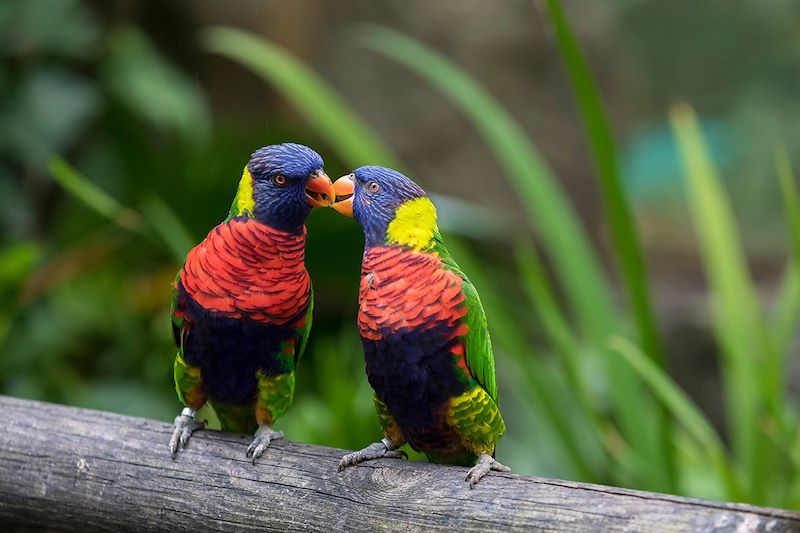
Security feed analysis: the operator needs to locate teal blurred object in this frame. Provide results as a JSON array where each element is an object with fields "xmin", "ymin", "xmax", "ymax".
[{"xmin": 622, "ymin": 119, "xmax": 736, "ymax": 202}]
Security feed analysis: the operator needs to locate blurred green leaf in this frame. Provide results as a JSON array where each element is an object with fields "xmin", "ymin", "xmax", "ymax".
[
  {"xmin": 0, "ymin": 0, "xmax": 98, "ymax": 57},
  {"xmin": 772, "ymin": 146, "xmax": 800, "ymax": 359},
  {"xmin": 609, "ymin": 336, "xmax": 741, "ymax": 500},
  {"xmin": 103, "ymin": 26, "xmax": 210, "ymax": 143},
  {"xmin": 69, "ymin": 380, "xmax": 175, "ymax": 421},
  {"xmin": 429, "ymin": 194, "xmax": 514, "ymax": 241},
  {"xmin": 773, "ymin": 264, "xmax": 800, "ymax": 356},
  {"xmin": 0, "ymin": 241, "xmax": 41, "ymax": 284},
  {"xmin": 671, "ymin": 103, "xmax": 782, "ymax": 503},
  {"xmin": 543, "ymin": 0, "xmax": 673, "ymax": 491},
  {"xmin": 202, "ymin": 26, "xmax": 399, "ymax": 169},
  {"xmin": 543, "ymin": 0, "xmax": 665, "ymax": 367},
  {"xmin": 1, "ymin": 68, "xmax": 99, "ymax": 167},
  {"xmin": 776, "ymin": 145, "xmax": 800, "ymax": 268},
  {"xmin": 140, "ymin": 194, "xmax": 196, "ymax": 261},
  {"xmin": 49, "ymin": 158, "xmax": 143, "ymax": 232},
  {"xmin": 0, "ymin": 164, "xmax": 35, "ymax": 243},
  {"xmin": 513, "ymin": 241, "xmax": 608, "ymax": 449}
]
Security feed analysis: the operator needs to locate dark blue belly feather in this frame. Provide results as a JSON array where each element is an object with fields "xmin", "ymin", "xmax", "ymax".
[
  {"xmin": 180, "ymin": 288, "xmax": 296, "ymax": 406},
  {"xmin": 363, "ymin": 322, "xmax": 469, "ymax": 452}
]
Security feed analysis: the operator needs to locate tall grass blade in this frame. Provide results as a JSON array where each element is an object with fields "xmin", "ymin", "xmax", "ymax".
[
  {"xmin": 609, "ymin": 336, "xmax": 741, "ymax": 500},
  {"xmin": 670, "ymin": 104, "xmax": 777, "ymax": 502},
  {"xmin": 513, "ymin": 241, "xmax": 609, "ymax": 448},
  {"xmin": 49, "ymin": 158, "xmax": 143, "ymax": 232},
  {"xmin": 773, "ymin": 264, "xmax": 800, "ymax": 360},
  {"xmin": 140, "ymin": 194, "xmax": 196, "ymax": 262},
  {"xmin": 542, "ymin": 0, "xmax": 665, "ymax": 367},
  {"xmin": 202, "ymin": 27, "xmax": 399, "ymax": 169},
  {"xmin": 772, "ymin": 145, "xmax": 800, "ymax": 361},
  {"xmin": 775, "ymin": 145, "xmax": 800, "ymax": 268},
  {"xmin": 543, "ymin": 0, "xmax": 673, "ymax": 491},
  {"xmin": 49, "ymin": 158, "xmax": 197, "ymax": 263}
]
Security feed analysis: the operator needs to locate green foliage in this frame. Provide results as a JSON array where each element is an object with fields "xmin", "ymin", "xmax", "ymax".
[
  {"xmin": 671, "ymin": 105, "xmax": 797, "ymax": 504},
  {"xmin": 0, "ymin": 0, "xmax": 100, "ymax": 172},
  {"xmin": 544, "ymin": 0, "xmax": 673, "ymax": 490},
  {"xmin": 773, "ymin": 147, "xmax": 800, "ymax": 361},
  {"xmin": 0, "ymin": 0, "xmax": 98, "ymax": 58},
  {"xmin": 49, "ymin": 158, "xmax": 143, "ymax": 233},
  {"xmin": 103, "ymin": 26, "xmax": 211, "ymax": 144},
  {"xmin": 608, "ymin": 336, "xmax": 741, "ymax": 499},
  {"xmin": 2, "ymin": 69, "xmax": 99, "ymax": 167},
  {"xmin": 542, "ymin": 0, "xmax": 666, "ymax": 369},
  {"xmin": 776, "ymin": 146, "xmax": 800, "ymax": 268}
]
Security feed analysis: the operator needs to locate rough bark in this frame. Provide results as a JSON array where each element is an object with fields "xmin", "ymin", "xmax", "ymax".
[{"xmin": 0, "ymin": 395, "xmax": 797, "ymax": 532}]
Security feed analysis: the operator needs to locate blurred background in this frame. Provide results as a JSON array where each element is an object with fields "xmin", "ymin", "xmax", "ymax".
[{"xmin": 2, "ymin": 0, "xmax": 800, "ymax": 508}]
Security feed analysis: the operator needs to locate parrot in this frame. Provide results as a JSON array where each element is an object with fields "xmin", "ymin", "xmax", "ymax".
[
  {"xmin": 331, "ymin": 165, "xmax": 509, "ymax": 487},
  {"xmin": 168, "ymin": 143, "xmax": 334, "ymax": 463}
]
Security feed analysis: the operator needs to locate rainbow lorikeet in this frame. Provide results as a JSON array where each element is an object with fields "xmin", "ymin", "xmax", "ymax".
[
  {"xmin": 168, "ymin": 143, "xmax": 334, "ymax": 463},
  {"xmin": 331, "ymin": 166, "xmax": 509, "ymax": 487}
]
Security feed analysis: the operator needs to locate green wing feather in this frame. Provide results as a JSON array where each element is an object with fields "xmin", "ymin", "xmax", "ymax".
[
  {"xmin": 430, "ymin": 232, "xmax": 499, "ymax": 402},
  {"xmin": 294, "ymin": 286, "xmax": 313, "ymax": 366},
  {"xmin": 170, "ymin": 271, "xmax": 207, "ymax": 407},
  {"xmin": 170, "ymin": 272, "xmax": 186, "ymax": 354},
  {"xmin": 252, "ymin": 285, "xmax": 312, "ymax": 426}
]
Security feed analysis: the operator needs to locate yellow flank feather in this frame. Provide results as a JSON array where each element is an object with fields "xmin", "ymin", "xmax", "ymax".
[
  {"xmin": 236, "ymin": 167, "xmax": 255, "ymax": 215},
  {"xmin": 450, "ymin": 386, "xmax": 482, "ymax": 407},
  {"xmin": 386, "ymin": 197, "xmax": 437, "ymax": 250},
  {"xmin": 447, "ymin": 386, "xmax": 505, "ymax": 456},
  {"xmin": 174, "ymin": 354, "xmax": 204, "ymax": 409},
  {"xmin": 176, "ymin": 354, "xmax": 201, "ymax": 379},
  {"xmin": 255, "ymin": 371, "xmax": 295, "ymax": 425},
  {"xmin": 373, "ymin": 393, "xmax": 407, "ymax": 447}
]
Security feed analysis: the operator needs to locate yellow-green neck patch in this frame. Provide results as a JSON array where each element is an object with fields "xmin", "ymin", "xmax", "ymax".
[
  {"xmin": 386, "ymin": 197, "xmax": 438, "ymax": 250},
  {"xmin": 232, "ymin": 166, "xmax": 255, "ymax": 216}
]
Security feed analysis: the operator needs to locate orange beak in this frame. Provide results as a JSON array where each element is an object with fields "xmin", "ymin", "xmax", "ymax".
[
  {"xmin": 332, "ymin": 174, "xmax": 355, "ymax": 217},
  {"xmin": 305, "ymin": 172, "xmax": 335, "ymax": 207}
]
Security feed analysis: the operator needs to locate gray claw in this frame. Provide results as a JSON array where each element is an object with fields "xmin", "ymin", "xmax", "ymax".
[
  {"xmin": 169, "ymin": 413, "xmax": 206, "ymax": 459},
  {"xmin": 246, "ymin": 425, "xmax": 283, "ymax": 464},
  {"xmin": 338, "ymin": 440, "xmax": 406, "ymax": 472},
  {"xmin": 465, "ymin": 453, "xmax": 511, "ymax": 488}
]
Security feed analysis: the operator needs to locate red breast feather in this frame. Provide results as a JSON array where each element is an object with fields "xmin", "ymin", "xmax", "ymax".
[
  {"xmin": 359, "ymin": 246, "xmax": 468, "ymax": 341},
  {"xmin": 179, "ymin": 219, "xmax": 310, "ymax": 325}
]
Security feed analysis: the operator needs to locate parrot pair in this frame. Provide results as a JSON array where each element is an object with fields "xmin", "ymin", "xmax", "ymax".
[{"xmin": 169, "ymin": 143, "xmax": 508, "ymax": 486}]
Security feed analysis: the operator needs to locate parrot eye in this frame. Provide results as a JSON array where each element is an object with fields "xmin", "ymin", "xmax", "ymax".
[
  {"xmin": 272, "ymin": 175, "xmax": 288, "ymax": 187},
  {"xmin": 366, "ymin": 181, "xmax": 381, "ymax": 193}
]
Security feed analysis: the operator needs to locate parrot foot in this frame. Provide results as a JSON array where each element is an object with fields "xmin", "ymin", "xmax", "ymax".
[
  {"xmin": 465, "ymin": 453, "xmax": 511, "ymax": 488},
  {"xmin": 245, "ymin": 424, "xmax": 283, "ymax": 464},
  {"xmin": 169, "ymin": 408, "xmax": 206, "ymax": 459},
  {"xmin": 338, "ymin": 437, "xmax": 407, "ymax": 472}
]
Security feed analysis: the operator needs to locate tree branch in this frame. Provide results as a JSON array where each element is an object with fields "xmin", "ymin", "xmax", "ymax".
[{"xmin": 0, "ymin": 395, "xmax": 797, "ymax": 532}]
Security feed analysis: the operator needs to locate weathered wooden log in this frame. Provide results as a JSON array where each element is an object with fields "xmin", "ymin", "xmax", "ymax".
[{"xmin": 0, "ymin": 395, "xmax": 797, "ymax": 532}]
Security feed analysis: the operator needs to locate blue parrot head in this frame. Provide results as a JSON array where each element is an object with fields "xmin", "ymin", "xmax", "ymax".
[
  {"xmin": 232, "ymin": 143, "xmax": 334, "ymax": 232},
  {"xmin": 332, "ymin": 165, "xmax": 435, "ymax": 249}
]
